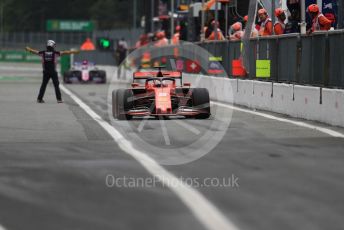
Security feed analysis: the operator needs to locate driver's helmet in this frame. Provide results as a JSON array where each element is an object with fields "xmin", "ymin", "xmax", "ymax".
[
  {"xmin": 47, "ymin": 40, "xmax": 56, "ymax": 48},
  {"xmin": 82, "ymin": 60, "xmax": 88, "ymax": 65}
]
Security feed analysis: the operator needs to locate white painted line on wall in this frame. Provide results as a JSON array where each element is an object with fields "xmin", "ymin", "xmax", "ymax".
[
  {"xmin": 60, "ymin": 85, "xmax": 240, "ymax": 230},
  {"xmin": 213, "ymin": 101, "xmax": 344, "ymax": 138}
]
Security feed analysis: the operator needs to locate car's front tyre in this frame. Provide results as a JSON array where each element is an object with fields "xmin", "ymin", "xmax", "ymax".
[
  {"xmin": 190, "ymin": 88, "xmax": 211, "ymax": 119},
  {"xmin": 112, "ymin": 89, "xmax": 134, "ymax": 120}
]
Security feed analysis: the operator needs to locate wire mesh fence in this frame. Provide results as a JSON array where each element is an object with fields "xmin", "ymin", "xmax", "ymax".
[{"xmin": 0, "ymin": 29, "xmax": 143, "ymax": 50}]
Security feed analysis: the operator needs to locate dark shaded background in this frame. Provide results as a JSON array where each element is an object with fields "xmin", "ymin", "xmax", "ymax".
[{"xmin": 0, "ymin": 0, "xmax": 145, "ymax": 31}]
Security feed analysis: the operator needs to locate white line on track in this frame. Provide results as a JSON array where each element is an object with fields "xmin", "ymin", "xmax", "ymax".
[
  {"xmin": 159, "ymin": 117, "xmax": 171, "ymax": 145},
  {"xmin": 0, "ymin": 225, "xmax": 7, "ymax": 230},
  {"xmin": 173, "ymin": 119, "xmax": 201, "ymax": 135},
  {"xmin": 60, "ymin": 85, "xmax": 239, "ymax": 230},
  {"xmin": 213, "ymin": 101, "xmax": 344, "ymax": 138},
  {"xmin": 137, "ymin": 116, "xmax": 149, "ymax": 132}
]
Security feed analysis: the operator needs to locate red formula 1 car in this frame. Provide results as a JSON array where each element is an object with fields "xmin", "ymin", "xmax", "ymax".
[{"xmin": 112, "ymin": 68, "xmax": 210, "ymax": 120}]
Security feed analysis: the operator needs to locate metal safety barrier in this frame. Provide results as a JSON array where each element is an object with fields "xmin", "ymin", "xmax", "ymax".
[
  {"xmin": 196, "ymin": 30, "xmax": 344, "ymax": 88},
  {"xmin": 54, "ymin": 29, "xmax": 344, "ymax": 89},
  {"xmin": 0, "ymin": 29, "xmax": 143, "ymax": 51}
]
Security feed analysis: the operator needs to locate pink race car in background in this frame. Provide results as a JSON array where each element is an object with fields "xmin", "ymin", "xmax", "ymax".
[{"xmin": 63, "ymin": 60, "xmax": 106, "ymax": 84}]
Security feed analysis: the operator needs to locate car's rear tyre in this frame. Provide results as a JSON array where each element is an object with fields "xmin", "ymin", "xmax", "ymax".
[
  {"xmin": 63, "ymin": 72, "xmax": 72, "ymax": 84},
  {"xmin": 191, "ymin": 88, "xmax": 210, "ymax": 119},
  {"xmin": 70, "ymin": 71, "xmax": 82, "ymax": 83},
  {"xmin": 100, "ymin": 70, "xmax": 107, "ymax": 84},
  {"xmin": 112, "ymin": 89, "xmax": 133, "ymax": 120},
  {"xmin": 90, "ymin": 70, "xmax": 106, "ymax": 84}
]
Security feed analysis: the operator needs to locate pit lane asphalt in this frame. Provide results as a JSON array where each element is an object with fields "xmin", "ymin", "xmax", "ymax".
[{"xmin": 1, "ymin": 65, "xmax": 344, "ymax": 230}]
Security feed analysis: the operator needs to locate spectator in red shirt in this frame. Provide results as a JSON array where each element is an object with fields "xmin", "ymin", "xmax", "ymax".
[
  {"xmin": 229, "ymin": 22, "xmax": 244, "ymax": 41},
  {"xmin": 307, "ymin": 4, "xmax": 331, "ymax": 34},
  {"xmin": 274, "ymin": 8, "xmax": 286, "ymax": 35},
  {"xmin": 135, "ymin": 34, "xmax": 149, "ymax": 48},
  {"xmin": 258, "ymin": 8, "xmax": 273, "ymax": 36},
  {"xmin": 208, "ymin": 20, "xmax": 225, "ymax": 41}
]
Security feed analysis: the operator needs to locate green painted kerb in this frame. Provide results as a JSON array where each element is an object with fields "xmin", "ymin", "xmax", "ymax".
[
  {"xmin": 0, "ymin": 76, "xmax": 26, "ymax": 81},
  {"xmin": 0, "ymin": 51, "xmax": 41, "ymax": 63}
]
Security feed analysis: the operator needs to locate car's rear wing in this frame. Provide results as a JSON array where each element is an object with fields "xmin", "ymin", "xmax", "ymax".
[
  {"xmin": 74, "ymin": 62, "xmax": 95, "ymax": 66},
  {"xmin": 133, "ymin": 71, "xmax": 182, "ymax": 79}
]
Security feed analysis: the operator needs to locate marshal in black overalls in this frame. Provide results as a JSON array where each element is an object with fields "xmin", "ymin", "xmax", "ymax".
[{"xmin": 37, "ymin": 49, "xmax": 62, "ymax": 101}]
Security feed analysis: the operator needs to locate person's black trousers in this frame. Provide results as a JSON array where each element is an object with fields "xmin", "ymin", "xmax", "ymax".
[{"xmin": 37, "ymin": 71, "xmax": 62, "ymax": 101}]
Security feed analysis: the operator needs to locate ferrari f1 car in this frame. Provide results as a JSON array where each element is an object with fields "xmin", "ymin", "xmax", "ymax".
[
  {"xmin": 63, "ymin": 60, "xmax": 106, "ymax": 84},
  {"xmin": 112, "ymin": 67, "xmax": 210, "ymax": 120}
]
